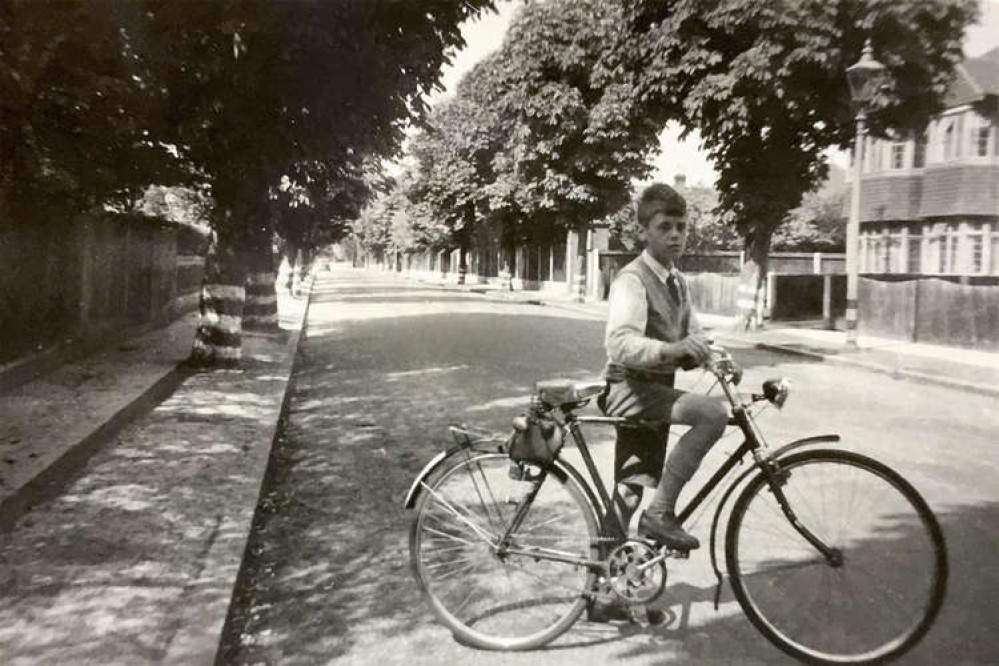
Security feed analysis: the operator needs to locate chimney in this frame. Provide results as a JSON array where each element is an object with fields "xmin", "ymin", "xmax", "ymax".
[{"xmin": 673, "ymin": 174, "xmax": 687, "ymax": 189}]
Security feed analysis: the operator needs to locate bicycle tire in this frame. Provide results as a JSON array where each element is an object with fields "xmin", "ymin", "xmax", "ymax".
[
  {"xmin": 410, "ymin": 451, "xmax": 599, "ymax": 650},
  {"xmin": 726, "ymin": 449, "xmax": 947, "ymax": 665}
]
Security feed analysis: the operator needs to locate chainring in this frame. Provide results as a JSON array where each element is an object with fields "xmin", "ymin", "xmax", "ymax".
[{"xmin": 606, "ymin": 540, "xmax": 667, "ymax": 604}]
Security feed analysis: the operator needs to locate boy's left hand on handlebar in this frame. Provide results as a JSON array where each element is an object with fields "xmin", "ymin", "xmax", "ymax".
[{"xmin": 705, "ymin": 341, "xmax": 743, "ymax": 385}]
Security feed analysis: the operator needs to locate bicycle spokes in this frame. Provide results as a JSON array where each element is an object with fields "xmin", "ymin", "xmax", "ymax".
[{"xmin": 411, "ymin": 453, "xmax": 598, "ymax": 650}]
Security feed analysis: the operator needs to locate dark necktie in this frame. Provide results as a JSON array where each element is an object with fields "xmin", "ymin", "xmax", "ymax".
[{"xmin": 667, "ymin": 273, "xmax": 681, "ymax": 307}]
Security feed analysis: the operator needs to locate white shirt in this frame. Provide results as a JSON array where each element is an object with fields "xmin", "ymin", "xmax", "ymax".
[{"xmin": 604, "ymin": 249, "xmax": 702, "ymax": 371}]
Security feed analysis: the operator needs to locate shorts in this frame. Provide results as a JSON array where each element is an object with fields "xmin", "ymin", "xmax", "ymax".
[{"xmin": 599, "ymin": 378, "xmax": 683, "ymax": 487}]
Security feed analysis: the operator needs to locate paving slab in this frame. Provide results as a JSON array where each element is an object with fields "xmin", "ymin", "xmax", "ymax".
[{"xmin": 0, "ymin": 312, "xmax": 199, "ymax": 530}]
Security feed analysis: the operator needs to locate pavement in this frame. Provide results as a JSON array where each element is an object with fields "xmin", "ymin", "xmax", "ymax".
[
  {"xmin": 0, "ymin": 279, "xmax": 311, "ymax": 665},
  {"xmin": 0, "ymin": 264, "xmax": 995, "ymax": 665}
]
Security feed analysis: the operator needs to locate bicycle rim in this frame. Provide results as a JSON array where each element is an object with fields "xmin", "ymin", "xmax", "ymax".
[
  {"xmin": 410, "ymin": 452, "xmax": 598, "ymax": 650},
  {"xmin": 726, "ymin": 449, "xmax": 947, "ymax": 665}
]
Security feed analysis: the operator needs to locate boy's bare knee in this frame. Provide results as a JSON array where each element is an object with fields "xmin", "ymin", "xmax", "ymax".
[
  {"xmin": 693, "ymin": 397, "xmax": 728, "ymax": 439},
  {"xmin": 708, "ymin": 400, "xmax": 728, "ymax": 427}
]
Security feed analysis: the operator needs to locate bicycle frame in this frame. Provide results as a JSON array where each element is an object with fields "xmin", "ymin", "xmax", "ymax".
[
  {"xmin": 492, "ymin": 360, "xmax": 844, "ymax": 598},
  {"xmin": 406, "ymin": 349, "xmax": 843, "ymax": 605}
]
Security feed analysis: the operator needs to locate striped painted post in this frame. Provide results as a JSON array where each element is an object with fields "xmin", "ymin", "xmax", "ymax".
[
  {"xmin": 573, "ymin": 255, "xmax": 586, "ymax": 303},
  {"xmin": 292, "ymin": 253, "xmax": 304, "ymax": 296},
  {"xmin": 501, "ymin": 262, "xmax": 512, "ymax": 291},
  {"xmin": 736, "ymin": 272, "xmax": 764, "ymax": 329},
  {"xmin": 244, "ymin": 270, "xmax": 278, "ymax": 331},
  {"xmin": 189, "ymin": 240, "xmax": 246, "ymax": 367}
]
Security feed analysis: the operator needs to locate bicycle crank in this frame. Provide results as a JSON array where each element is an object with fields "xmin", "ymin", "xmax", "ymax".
[{"xmin": 605, "ymin": 540, "xmax": 667, "ymax": 604}]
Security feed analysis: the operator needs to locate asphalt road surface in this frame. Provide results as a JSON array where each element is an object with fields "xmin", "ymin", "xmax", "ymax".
[{"xmin": 222, "ymin": 266, "xmax": 999, "ymax": 666}]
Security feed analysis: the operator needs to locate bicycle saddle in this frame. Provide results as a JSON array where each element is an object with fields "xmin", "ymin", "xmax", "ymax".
[{"xmin": 534, "ymin": 379, "xmax": 605, "ymax": 407}]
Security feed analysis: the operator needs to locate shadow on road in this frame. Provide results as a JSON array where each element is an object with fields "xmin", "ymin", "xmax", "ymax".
[{"xmin": 220, "ymin": 277, "xmax": 990, "ymax": 665}]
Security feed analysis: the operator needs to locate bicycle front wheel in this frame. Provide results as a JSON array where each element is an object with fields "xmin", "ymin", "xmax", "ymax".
[
  {"xmin": 726, "ymin": 449, "xmax": 947, "ymax": 665},
  {"xmin": 410, "ymin": 452, "xmax": 599, "ymax": 650}
]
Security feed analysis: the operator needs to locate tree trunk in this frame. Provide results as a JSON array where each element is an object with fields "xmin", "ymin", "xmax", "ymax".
[
  {"xmin": 188, "ymin": 232, "xmax": 248, "ymax": 368},
  {"xmin": 244, "ymin": 242, "xmax": 278, "ymax": 332},
  {"xmin": 293, "ymin": 248, "xmax": 314, "ymax": 296},
  {"xmin": 457, "ymin": 203, "xmax": 474, "ymax": 285},
  {"xmin": 735, "ymin": 228, "xmax": 773, "ymax": 331}
]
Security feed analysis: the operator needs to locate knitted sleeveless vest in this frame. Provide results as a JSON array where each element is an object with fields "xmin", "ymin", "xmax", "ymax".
[{"xmin": 618, "ymin": 256, "xmax": 691, "ymax": 343}]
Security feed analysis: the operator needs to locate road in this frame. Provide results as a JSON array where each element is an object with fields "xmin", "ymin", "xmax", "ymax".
[{"xmin": 221, "ymin": 266, "xmax": 999, "ymax": 665}]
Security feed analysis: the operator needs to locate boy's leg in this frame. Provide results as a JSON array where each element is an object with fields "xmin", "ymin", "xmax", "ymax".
[
  {"xmin": 609, "ymin": 422, "xmax": 666, "ymax": 535},
  {"xmin": 611, "ymin": 481, "xmax": 643, "ymax": 536},
  {"xmin": 640, "ymin": 392, "xmax": 727, "ymax": 549}
]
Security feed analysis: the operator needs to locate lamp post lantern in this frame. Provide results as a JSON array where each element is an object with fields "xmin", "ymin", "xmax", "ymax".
[{"xmin": 844, "ymin": 39, "xmax": 887, "ymax": 349}]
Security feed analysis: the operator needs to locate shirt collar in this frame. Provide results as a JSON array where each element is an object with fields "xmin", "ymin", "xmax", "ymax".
[{"xmin": 640, "ymin": 249, "xmax": 678, "ymax": 285}]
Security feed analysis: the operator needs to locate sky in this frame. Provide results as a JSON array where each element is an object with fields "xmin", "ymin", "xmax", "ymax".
[{"xmin": 415, "ymin": 0, "xmax": 999, "ymax": 188}]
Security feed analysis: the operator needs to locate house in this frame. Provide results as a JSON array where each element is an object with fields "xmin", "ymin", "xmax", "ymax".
[
  {"xmin": 856, "ymin": 46, "xmax": 999, "ymax": 276},
  {"xmin": 849, "ymin": 46, "xmax": 999, "ymax": 348}
]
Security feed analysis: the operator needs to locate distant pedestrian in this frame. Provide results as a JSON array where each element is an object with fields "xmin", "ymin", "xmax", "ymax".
[{"xmin": 599, "ymin": 182, "xmax": 728, "ymax": 550}]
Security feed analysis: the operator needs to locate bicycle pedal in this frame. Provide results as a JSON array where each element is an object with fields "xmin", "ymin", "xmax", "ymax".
[{"xmin": 659, "ymin": 546, "xmax": 691, "ymax": 559}]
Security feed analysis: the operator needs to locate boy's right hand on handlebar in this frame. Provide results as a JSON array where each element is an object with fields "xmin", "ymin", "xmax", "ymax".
[{"xmin": 675, "ymin": 333, "xmax": 712, "ymax": 369}]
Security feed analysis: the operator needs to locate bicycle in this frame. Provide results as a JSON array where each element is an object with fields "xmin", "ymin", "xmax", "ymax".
[{"xmin": 403, "ymin": 345, "xmax": 948, "ymax": 664}]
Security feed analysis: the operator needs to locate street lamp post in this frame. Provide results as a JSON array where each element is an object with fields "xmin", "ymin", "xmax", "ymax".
[{"xmin": 844, "ymin": 39, "xmax": 887, "ymax": 349}]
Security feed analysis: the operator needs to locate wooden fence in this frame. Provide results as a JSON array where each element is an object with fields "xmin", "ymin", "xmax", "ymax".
[
  {"xmin": 861, "ymin": 276, "xmax": 999, "ymax": 348},
  {"xmin": 0, "ymin": 213, "xmax": 207, "ymax": 365}
]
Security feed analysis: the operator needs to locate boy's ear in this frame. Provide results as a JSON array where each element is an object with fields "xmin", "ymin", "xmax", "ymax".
[{"xmin": 636, "ymin": 224, "xmax": 648, "ymax": 244}]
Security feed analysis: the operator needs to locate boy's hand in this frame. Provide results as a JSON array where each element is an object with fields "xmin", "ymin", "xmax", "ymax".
[{"xmin": 675, "ymin": 333, "xmax": 712, "ymax": 369}]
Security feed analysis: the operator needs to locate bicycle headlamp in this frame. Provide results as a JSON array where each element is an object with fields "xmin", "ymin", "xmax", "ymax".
[{"xmin": 762, "ymin": 377, "xmax": 791, "ymax": 408}]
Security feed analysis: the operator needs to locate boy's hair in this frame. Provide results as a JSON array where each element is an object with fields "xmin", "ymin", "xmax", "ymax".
[{"xmin": 636, "ymin": 182, "xmax": 686, "ymax": 226}]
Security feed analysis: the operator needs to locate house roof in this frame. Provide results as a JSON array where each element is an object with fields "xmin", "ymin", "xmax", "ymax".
[{"xmin": 946, "ymin": 46, "xmax": 999, "ymax": 107}]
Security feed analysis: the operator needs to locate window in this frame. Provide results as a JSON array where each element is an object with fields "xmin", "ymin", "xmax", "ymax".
[
  {"xmin": 891, "ymin": 142, "xmax": 905, "ymax": 169},
  {"xmin": 943, "ymin": 122, "xmax": 955, "ymax": 160},
  {"xmin": 859, "ymin": 234, "xmax": 874, "ymax": 272},
  {"xmin": 907, "ymin": 234, "xmax": 922, "ymax": 273},
  {"xmin": 977, "ymin": 126, "xmax": 991, "ymax": 157},
  {"xmin": 913, "ymin": 134, "xmax": 927, "ymax": 168},
  {"xmin": 992, "ymin": 235, "xmax": 999, "ymax": 275},
  {"xmin": 947, "ymin": 231, "xmax": 959, "ymax": 273},
  {"xmin": 970, "ymin": 233, "xmax": 984, "ymax": 273},
  {"xmin": 928, "ymin": 229, "xmax": 947, "ymax": 274}
]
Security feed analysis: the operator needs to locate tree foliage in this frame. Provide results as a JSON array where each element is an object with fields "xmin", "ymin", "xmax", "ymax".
[
  {"xmin": 396, "ymin": 0, "xmax": 664, "ymax": 255},
  {"xmin": 480, "ymin": 0, "xmax": 661, "ymax": 233},
  {"xmin": 620, "ymin": 0, "xmax": 978, "ymax": 259},
  {"xmin": 144, "ymin": 0, "xmax": 494, "ymax": 249},
  {"xmin": 0, "ymin": 1, "xmax": 178, "ymax": 217},
  {"xmin": 772, "ymin": 184, "xmax": 848, "ymax": 252},
  {"xmin": 405, "ymin": 94, "xmax": 502, "ymax": 249},
  {"xmin": 2, "ymin": 0, "xmax": 493, "ymax": 249}
]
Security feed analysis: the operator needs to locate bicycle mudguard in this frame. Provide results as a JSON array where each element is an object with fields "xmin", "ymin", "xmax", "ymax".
[
  {"xmin": 707, "ymin": 434, "xmax": 840, "ymax": 609},
  {"xmin": 403, "ymin": 438, "xmax": 508, "ymax": 510}
]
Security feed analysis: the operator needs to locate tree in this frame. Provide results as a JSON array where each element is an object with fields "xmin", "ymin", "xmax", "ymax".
[
  {"xmin": 620, "ymin": 0, "xmax": 979, "ymax": 328},
  {"xmin": 140, "ymin": 0, "xmax": 494, "ymax": 365},
  {"xmin": 405, "ymin": 94, "xmax": 503, "ymax": 281},
  {"xmin": 449, "ymin": 0, "xmax": 663, "ymax": 260},
  {"xmin": 772, "ymin": 184, "xmax": 848, "ymax": 252},
  {"xmin": 0, "ymin": 1, "xmax": 180, "ymax": 220}
]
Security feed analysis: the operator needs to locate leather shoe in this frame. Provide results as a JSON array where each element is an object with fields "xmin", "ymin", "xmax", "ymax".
[{"xmin": 638, "ymin": 511, "xmax": 700, "ymax": 550}]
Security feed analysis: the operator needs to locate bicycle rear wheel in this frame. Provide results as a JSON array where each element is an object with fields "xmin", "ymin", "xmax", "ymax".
[
  {"xmin": 726, "ymin": 449, "xmax": 947, "ymax": 664},
  {"xmin": 410, "ymin": 452, "xmax": 599, "ymax": 650}
]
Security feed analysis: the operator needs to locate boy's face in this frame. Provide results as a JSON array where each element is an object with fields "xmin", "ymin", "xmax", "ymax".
[{"xmin": 643, "ymin": 211, "xmax": 687, "ymax": 268}]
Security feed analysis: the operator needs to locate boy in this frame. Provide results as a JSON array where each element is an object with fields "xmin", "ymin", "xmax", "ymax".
[{"xmin": 601, "ymin": 182, "xmax": 728, "ymax": 550}]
